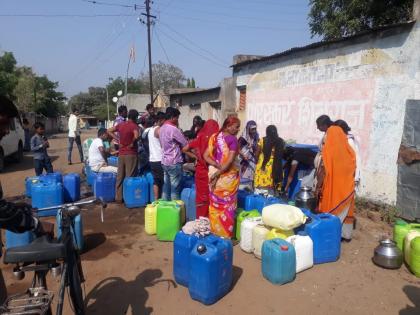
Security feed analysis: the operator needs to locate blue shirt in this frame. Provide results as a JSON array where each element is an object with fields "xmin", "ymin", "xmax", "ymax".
[{"xmin": 31, "ymin": 134, "xmax": 49, "ymax": 160}]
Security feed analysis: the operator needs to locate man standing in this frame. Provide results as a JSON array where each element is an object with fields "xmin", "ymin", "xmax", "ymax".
[
  {"xmin": 112, "ymin": 105, "xmax": 128, "ymax": 150},
  {"xmin": 67, "ymin": 109, "xmax": 84, "ymax": 165},
  {"xmin": 88, "ymin": 128, "xmax": 118, "ymax": 174},
  {"xmin": 108, "ymin": 109, "xmax": 140, "ymax": 202},
  {"xmin": 158, "ymin": 107, "xmax": 187, "ymax": 201},
  {"xmin": 147, "ymin": 111, "xmax": 165, "ymax": 200},
  {"xmin": 139, "ymin": 103, "xmax": 155, "ymax": 126}
]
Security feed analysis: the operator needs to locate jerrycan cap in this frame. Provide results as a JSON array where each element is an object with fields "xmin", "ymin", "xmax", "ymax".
[
  {"xmin": 280, "ymin": 245, "xmax": 289, "ymax": 251},
  {"xmin": 197, "ymin": 244, "xmax": 207, "ymax": 255}
]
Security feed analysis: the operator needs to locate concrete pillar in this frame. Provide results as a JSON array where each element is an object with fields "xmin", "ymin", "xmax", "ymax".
[{"xmin": 413, "ymin": 0, "xmax": 420, "ymax": 21}]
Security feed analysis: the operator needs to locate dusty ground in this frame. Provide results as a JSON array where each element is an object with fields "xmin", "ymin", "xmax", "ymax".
[{"xmin": 1, "ymin": 130, "xmax": 420, "ymax": 315}]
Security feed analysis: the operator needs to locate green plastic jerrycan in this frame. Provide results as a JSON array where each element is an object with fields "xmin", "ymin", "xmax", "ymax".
[
  {"xmin": 410, "ymin": 237, "xmax": 420, "ymax": 277},
  {"xmin": 235, "ymin": 210, "xmax": 260, "ymax": 241},
  {"xmin": 393, "ymin": 219, "xmax": 409, "ymax": 251},
  {"xmin": 157, "ymin": 202, "xmax": 181, "ymax": 241}
]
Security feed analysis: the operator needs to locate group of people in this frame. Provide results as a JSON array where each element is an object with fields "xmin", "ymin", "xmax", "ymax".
[{"xmin": 85, "ymin": 106, "xmax": 360, "ymax": 241}]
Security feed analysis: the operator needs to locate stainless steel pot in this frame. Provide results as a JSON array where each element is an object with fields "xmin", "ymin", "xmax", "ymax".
[
  {"xmin": 372, "ymin": 239, "xmax": 403, "ymax": 269},
  {"xmin": 295, "ymin": 186, "xmax": 317, "ymax": 212}
]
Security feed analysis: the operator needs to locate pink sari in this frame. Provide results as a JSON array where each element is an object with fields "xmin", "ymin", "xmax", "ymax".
[{"xmin": 208, "ymin": 132, "xmax": 240, "ymax": 238}]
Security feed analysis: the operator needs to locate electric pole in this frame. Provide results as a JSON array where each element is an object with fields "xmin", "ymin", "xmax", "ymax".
[{"xmin": 143, "ymin": 0, "xmax": 156, "ymax": 106}]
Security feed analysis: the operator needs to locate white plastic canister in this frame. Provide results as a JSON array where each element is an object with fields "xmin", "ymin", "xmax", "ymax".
[
  {"xmin": 405, "ymin": 230, "xmax": 420, "ymax": 265},
  {"xmin": 240, "ymin": 217, "xmax": 262, "ymax": 253},
  {"xmin": 286, "ymin": 231, "xmax": 314, "ymax": 273},
  {"xmin": 252, "ymin": 224, "xmax": 270, "ymax": 259}
]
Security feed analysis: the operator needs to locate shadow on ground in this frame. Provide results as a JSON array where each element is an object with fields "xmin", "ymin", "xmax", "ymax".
[
  {"xmin": 400, "ymin": 285, "xmax": 420, "ymax": 315},
  {"xmin": 84, "ymin": 269, "xmax": 176, "ymax": 315}
]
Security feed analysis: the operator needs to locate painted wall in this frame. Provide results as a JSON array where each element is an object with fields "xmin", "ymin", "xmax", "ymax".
[{"xmin": 234, "ymin": 23, "xmax": 420, "ymax": 204}]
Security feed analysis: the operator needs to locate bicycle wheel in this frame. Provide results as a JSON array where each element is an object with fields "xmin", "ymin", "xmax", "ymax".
[{"xmin": 68, "ymin": 253, "xmax": 85, "ymax": 315}]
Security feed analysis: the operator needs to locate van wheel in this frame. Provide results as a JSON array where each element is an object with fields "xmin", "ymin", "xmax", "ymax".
[
  {"xmin": 12, "ymin": 142, "xmax": 23, "ymax": 163},
  {"xmin": 0, "ymin": 149, "xmax": 4, "ymax": 172}
]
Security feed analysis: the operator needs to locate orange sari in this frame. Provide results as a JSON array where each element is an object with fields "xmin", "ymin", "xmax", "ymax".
[{"xmin": 318, "ymin": 126, "xmax": 356, "ymax": 239}]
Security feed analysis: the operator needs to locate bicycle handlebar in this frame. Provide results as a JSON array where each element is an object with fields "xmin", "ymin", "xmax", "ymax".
[{"xmin": 35, "ymin": 198, "xmax": 107, "ymax": 212}]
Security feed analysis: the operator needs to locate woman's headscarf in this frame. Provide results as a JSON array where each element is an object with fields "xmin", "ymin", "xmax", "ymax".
[
  {"xmin": 239, "ymin": 120, "xmax": 259, "ymax": 153},
  {"xmin": 262, "ymin": 125, "xmax": 285, "ymax": 188},
  {"xmin": 195, "ymin": 119, "xmax": 219, "ymax": 156}
]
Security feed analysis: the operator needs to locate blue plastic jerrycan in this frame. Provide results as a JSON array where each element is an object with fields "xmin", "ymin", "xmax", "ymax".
[
  {"xmin": 145, "ymin": 172, "xmax": 154, "ymax": 203},
  {"xmin": 189, "ymin": 235, "xmax": 233, "ymax": 305},
  {"xmin": 5, "ymin": 230, "xmax": 34, "ymax": 249},
  {"xmin": 63, "ymin": 173, "xmax": 81, "ymax": 202},
  {"xmin": 123, "ymin": 177, "xmax": 149, "ymax": 208},
  {"xmin": 304, "ymin": 213, "xmax": 341, "ymax": 264},
  {"xmin": 32, "ymin": 181, "xmax": 64, "ymax": 217},
  {"xmin": 39, "ymin": 172, "xmax": 63, "ymax": 184},
  {"xmin": 56, "ymin": 210, "xmax": 84, "ymax": 251},
  {"xmin": 173, "ymin": 231, "xmax": 201, "ymax": 287},
  {"xmin": 25, "ymin": 176, "xmax": 42, "ymax": 198},
  {"xmin": 94, "ymin": 172, "xmax": 116, "ymax": 202},
  {"xmin": 181, "ymin": 186, "xmax": 197, "ymax": 221},
  {"xmin": 262, "ymin": 238, "xmax": 296, "ymax": 285}
]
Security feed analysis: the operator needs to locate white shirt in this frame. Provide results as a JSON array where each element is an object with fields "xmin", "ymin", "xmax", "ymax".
[
  {"xmin": 88, "ymin": 138, "xmax": 106, "ymax": 167},
  {"xmin": 347, "ymin": 133, "xmax": 361, "ymax": 183},
  {"xmin": 68, "ymin": 114, "xmax": 80, "ymax": 138},
  {"xmin": 148, "ymin": 126, "xmax": 162, "ymax": 162}
]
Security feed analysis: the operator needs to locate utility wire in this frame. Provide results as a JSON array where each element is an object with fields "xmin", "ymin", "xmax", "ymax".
[
  {"xmin": 0, "ymin": 13, "xmax": 137, "ymax": 17},
  {"xmin": 153, "ymin": 27, "xmax": 171, "ymax": 65},
  {"xmin": 160, "ymin": 22, "xmax": 227, "ymax": 65},
  {"xmin": 156, "ymin": 26, "xmax": 227, "ymax": 69},
  {"xmin": 82, "ymin": 0, "xmax": 145, "ymax": 9}
]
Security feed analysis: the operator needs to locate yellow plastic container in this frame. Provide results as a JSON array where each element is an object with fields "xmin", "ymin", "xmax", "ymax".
[
  {"xmin": 405, "ymin": 230, "xmax": 420, "ymax": 265},
  {"xmin": 265, "ymin": 228, "xmax": 294, "ymax": 241},
  {"xmin": 175, "ymin": 200, "xmax": 186, "ymax": 225},
  {"xmin": 145, "ymin": 203, "xmax": 157, "ymax": 235}
]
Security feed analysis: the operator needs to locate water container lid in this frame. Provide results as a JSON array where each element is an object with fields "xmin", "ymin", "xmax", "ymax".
[
  {"xmin": 280, "ymin": 245, "xmax": 288, "ymax": 251},
  {"xmin": 297, "ymin": 231, "xmax": 308, "ymax": 236}
]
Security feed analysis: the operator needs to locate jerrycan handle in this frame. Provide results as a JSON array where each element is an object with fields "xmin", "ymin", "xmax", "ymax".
[
  {"xmin": 409, "ymin": 224, "xmax": 420, "ymax": 231},
  {"xmin": 319, "ymin": 214, "xmax": 332, "ymax": 220}
]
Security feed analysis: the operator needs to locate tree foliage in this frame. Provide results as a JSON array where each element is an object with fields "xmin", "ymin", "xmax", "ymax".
[
  {"xmin": 308, "ymin": 0, "xmax": 413, "ymax": 40},
  {"xmin": 140, "ymin": 61, "xmax": 186, "ymax": 93},
  {"xmin": 0, "ymin": 52, "xmax": 66, "ymax": 117}
]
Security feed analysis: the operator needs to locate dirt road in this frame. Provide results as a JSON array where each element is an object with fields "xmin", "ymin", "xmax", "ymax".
[{"xmin": 1, "ymin": 130, "xmax": 419, "ymax": 315}]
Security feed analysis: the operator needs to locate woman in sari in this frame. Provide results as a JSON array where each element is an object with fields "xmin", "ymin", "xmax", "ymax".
[
  {"xmin": 182, "ymin": 119, "xmax": 219, "ymax": 218},
  {"xmin": 203, "ymin": 116, "xmax": 241, "ymax": 238},
  {"xmin": 315, "ymin": 125, "xmax": 356, "ymax": 241},
  {"xmin": 254, "ymin": 125, "xmax": 285, "ymax": 196},
  {"xmin": 238, "ymin": 120, "xmax": 259, "ymax": 191}
]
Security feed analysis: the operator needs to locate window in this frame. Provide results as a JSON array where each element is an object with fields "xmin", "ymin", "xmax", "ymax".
[{"xmin": 238, "ymin": 86, "xmax": 246, "ymax": 111}]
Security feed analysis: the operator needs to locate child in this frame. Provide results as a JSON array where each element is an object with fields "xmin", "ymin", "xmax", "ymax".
[{"xmin": 31, "ymin": 122, "xmax": 53, "ymax": 176}]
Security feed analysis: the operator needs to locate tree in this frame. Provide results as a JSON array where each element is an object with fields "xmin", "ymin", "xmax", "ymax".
[
  {"xmin": 191, "ymin": 77, "xmax": 196, "ymax": 88},
  {"xmin": 308, "ymin": 0, "xmax": 413, "ymax": 40},
  {"xmin": 0, "ymin": 52, "xmax": 18, "ymax": 99},
  {"xmin": 32, "ymin": 75, "xmax": 66, "ymax": 117},
  {"xmin": 187, "ymin": 78, "xmax": 191, "ymax": 88},
  {"xmin": 14, "ymin": 67, "xmax": 36, "ymax": 112},
  {"xmin": 140, "ymin": 61, "xmax": 186, "ymax": 93}
]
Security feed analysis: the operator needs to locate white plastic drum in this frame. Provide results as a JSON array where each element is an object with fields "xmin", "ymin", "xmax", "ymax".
[
  {"xmin": 286, "ymin": 232, "xmax": 314, "ymax": 273},
  {"xmin": 252, "ymin": 224, "xmax": 270, "ymax": 259},
  {"xmin": 240, "ymin": 217, "xmax": 262, "ymax": 253}
]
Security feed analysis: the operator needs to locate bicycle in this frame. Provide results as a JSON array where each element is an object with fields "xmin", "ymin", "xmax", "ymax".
[{"xmin": 1, "ymin": 198, "xmax": 106, "ymax": 315}]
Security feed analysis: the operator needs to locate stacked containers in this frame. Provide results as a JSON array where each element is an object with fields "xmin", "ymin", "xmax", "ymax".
[
  {"xmin": 262, "ymin": 238, "xmax": 296, "ymax": 285},
  {"xmin": 173, "ymin": 231, "xmax": 201, "ymax": 286},
  {"xmin": 286, "ymin": 232, "xmax": 314, "ymax": 273},
  {"xmin": 240, "ymin": 217, "xmax": 262, "ymax": 253},
  {"xmin": 393, "ymin": 220, "xmax": 415, "ymax": 251},
  {"xmin": 95, "ymin": 173, "xmax": 116, "ymax": 202},
  {"xmin": 5, "ymin": 230, "xmax": 34, "ymax": 249},
  {"xmin": 235, "ymin": 210, "xmax": 260, "ymax": 240},
  {"xmin": 253, "ymin": 224, "xmax": 270, "ymax": 259},
  {"xmin": 32, "ymin": 181, "xmax": 63, "ymax": 217},
  {"xmin": 156, "ymin": 202, "xmax": 181, "ymax": 241},
  {"xmin": 145, "ymin": 203, "xmax": 157, "ymax": 235},
  {"xmin": 189, "ymin": 236, "xmax": 233, "ymax": 305},
  {"xmin": 304, "ymin": 213, "xmax": 341, "ymax": 264},
  {"xmin": 56, "ymin": 211, "xmax": 84, "ymax": 251},
  {"xmin": 123, "ymin": 177, "xmax": 149, "ymax": 208},
  {"xmin": 63, "ymin": 173, "xmax": 81, "ymax": 202}
]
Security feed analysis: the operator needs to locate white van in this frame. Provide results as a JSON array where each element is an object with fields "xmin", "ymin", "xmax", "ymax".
[{"xmin": 0, "ymin": 116, "xmax": 25, "ymax": 171}]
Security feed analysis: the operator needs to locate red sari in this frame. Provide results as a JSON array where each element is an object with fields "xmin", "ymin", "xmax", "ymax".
[{"xmin": 189, "ymin": 120, "xmax": 219, "ymax": 218}]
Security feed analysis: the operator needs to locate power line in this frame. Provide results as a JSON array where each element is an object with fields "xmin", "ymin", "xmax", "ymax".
[
  {"xmin": 81, "ymin": 0, "xmax": 145, "ymax": 10},
  {"xmin": 0, "ymin": 13, "xmax": 137, "ymax": 17},
  {"xmin": 156, "ymin": 26, "xmax": 227, "ymax": 69},
  {"xmin": 160, "ymin": 22, "xmax": 227, "ymax": 65},
  {"xmin": 153, "ymin": 27, "xmax": 171, "ymax": 65}
]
